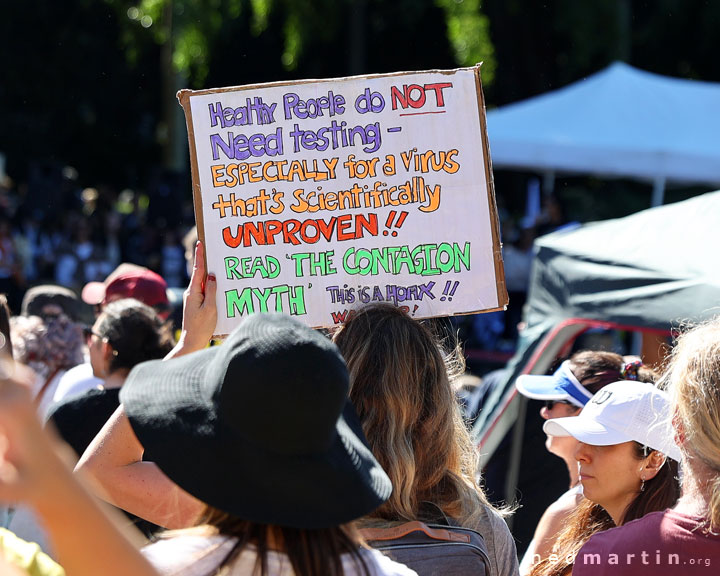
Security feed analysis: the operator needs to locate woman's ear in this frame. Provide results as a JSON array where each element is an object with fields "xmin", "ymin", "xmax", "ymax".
[
  {"xmin": 640, "ymin": 450, "xmax": 667, "ymax": 481},
  {"xmin": 101, "ymin": 340, "xmax": 114, "ymax": 371}
]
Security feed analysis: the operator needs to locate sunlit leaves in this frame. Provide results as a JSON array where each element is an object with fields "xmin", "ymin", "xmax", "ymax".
[{"xmin": 436, "ymin": 0, "xmax": 495, "ymax": 84}]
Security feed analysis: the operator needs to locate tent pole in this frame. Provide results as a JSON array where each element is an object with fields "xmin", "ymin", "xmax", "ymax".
[
  {"xmin": 504, "ymin": 394, "xmax": 528, "ymax": 530},
  {"xmin": 543, "ymin": 171, "xmax": 556, "ymax": 195},
  {"xmin": 651, "ymin": 176, "xmax": 666, "ymax": 207}
]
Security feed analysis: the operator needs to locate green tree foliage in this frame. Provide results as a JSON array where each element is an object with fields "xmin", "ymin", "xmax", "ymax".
[
  {"xmin": 4, "ymin": 0, "xmax": 720, "ymax": 189},
  {"xmin": 436, "ymin": 0, "xmax": 495, "ymax": 83},
  {"xmin": 104, "ymin": 0, "xmax": 496, "ymax": 87}
]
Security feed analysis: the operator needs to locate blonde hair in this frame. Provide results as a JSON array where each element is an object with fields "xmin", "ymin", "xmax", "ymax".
[
  {"xmin": 662, "ymin": 316, "xmax": 720, "ymax": 530},
  {"xmin": 333, "ymin": 304, "xmax": 496, "ymax": 527}
]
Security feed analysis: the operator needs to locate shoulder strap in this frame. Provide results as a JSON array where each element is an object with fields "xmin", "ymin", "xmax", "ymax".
[
  {"xmin": 359, "ymin": 521, "xmax": 471, "ymax": 544},
  {"xmin": 418, "ymin": 500, "xmax": 456, "ymax": 526},
  {"xmin": 34, "ymin": 367, "xmax": 61, "ymax": 407}
]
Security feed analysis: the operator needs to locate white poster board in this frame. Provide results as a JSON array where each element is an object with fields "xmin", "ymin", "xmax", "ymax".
[{"xmin": 179, "ymin": 66, "xmax": 507, "ymax": 336}]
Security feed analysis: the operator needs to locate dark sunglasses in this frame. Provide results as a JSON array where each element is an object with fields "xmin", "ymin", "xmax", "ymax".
[
  {"xmin": 83, "ymin": 326, "xmax": 102, "ymax": 341},
  {"xmin": 544, "ymin": 399, "xmax": 575, "ymax": 410}
]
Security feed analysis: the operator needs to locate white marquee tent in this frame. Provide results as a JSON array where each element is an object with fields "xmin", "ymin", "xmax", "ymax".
[{"xmin": 486, "ymin": 62, "xmax": 720, "ymax": 204}]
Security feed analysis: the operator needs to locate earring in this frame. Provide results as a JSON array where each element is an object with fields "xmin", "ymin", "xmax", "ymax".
[{"xmin": 640, "ymin": 476, "xmax": 646, "ymax": 492}]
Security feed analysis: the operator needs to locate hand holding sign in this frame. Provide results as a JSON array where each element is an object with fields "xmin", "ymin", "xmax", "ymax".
[{"xmin": 174, "ymin": 240, "xmax": 218, "ymax": 353}]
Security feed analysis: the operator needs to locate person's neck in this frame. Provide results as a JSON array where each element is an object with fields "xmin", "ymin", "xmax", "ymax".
[
  {"xmin": 675, "ymin": 461, "xmax": 714, "ymax": 518},
  {"xmin": 604, "ymin": 494, "xmax": 635, "ymax": 527},
  {"xmin": 101, "ymin": 371, "xmax": 129, "ymax": 390}
]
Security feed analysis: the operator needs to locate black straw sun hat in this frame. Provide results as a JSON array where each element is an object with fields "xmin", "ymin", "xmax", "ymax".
[{"xmin": 120, "ymin": 313, "xmax": 392, "ymax": 529}]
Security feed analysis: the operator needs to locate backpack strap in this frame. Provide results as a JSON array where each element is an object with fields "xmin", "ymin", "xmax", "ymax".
[
  {"xmin": 418, "ymin": 500, "xmax": 456, "ymax": 527},
  {"xmin": 34, "ymin": 367, "xmax": 61, "ymax": 407},
  {"xmin": 359, "ymin": 521, "xmax": 471, "ymax": 544}
]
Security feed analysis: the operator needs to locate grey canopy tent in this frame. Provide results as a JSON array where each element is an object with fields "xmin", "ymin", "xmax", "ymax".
[
  {"xmin": 486, "ymin": 62, "xmax": 720, "ymax": 205},
  {"xmin": 473, "ymin": 191, "xmax": 720, "ymax": 522}
]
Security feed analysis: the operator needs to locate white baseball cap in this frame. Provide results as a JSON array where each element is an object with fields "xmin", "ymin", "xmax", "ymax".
[{"xmin": 543, "ymin": 381, "xmax": 681, "ymax": 462}]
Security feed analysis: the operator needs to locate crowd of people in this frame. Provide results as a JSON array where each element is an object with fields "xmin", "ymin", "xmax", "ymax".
[
  {"xmin": 0, "ymin": 168, "xmax": 574, "ymax": 366},
  {"xmin": 0, "ymin": 237, "xmax": 717, "ymax": 574},
  {"xmin": 0, "ymin": 171, "xmax": 194, "ymax": 315}
]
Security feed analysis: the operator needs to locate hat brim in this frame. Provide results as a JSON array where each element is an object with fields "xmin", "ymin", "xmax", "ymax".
[
  {"xmin": 81, "ymin": 282, "xmax": 106, "ymax": 305},
  {"xmin": 120, "ymin": 347, "xmax": 391, "ymax": 529},
  {"xmin": 516, "ymin": 374, "xmax": 581, "ymax": 405},
  {"xmin": 543, "ymin": 415, "xmax": 632, "ymax": 446}
]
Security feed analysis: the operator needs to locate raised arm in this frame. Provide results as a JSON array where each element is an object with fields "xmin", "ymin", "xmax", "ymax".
[
  {"xmin": 75, "ymin": 241, "xmax": 215, "ymax": 528},
  {"xmin": 166, "ymin": 240, "xmax": 217, "ymax": 359},
  {"xmin": 76, "ymin": 405, "xmax": 204, "ymax": 528},
  {"xmin": 0, "ymin": 361, "xmax": 160, "ymax": 576}
]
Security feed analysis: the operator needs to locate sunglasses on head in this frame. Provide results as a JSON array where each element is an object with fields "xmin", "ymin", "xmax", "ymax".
[
  {"xmin": 83, "ymin": 326, "xmax": 102, "ymax": 341},
  {"xmin": 544, "ymin": 399, "xmax": 575, "ymax": 410}
]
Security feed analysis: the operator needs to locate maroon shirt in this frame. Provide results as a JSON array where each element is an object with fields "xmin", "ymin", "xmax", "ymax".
[{"xmin": 574, "ymin": 509, "xmax": 720, "ymax": 575}]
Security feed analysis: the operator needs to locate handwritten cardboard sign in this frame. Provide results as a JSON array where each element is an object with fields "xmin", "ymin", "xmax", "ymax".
[{"xmin": 178, "ymin": 66, "xmax": 507, "ymax": 335}]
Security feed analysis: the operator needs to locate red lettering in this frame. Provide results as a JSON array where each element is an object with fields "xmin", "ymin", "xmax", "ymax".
[
  {"xmin": 331, "ymin": 310, "xmax": 348, "ymax": 324},
  {"xmin": 264, "ymin": 220, "xmax": 283, "ymax": 245},
  {"xmin": 406, "ymin": 84, "xmax": 425, "ymax": 108},
  {"xmin": 424, "ymin": 82, "xmax": 452, "ymax": 106},
  {"xmin": 300, "ymin": 220, "xmax": 321, "ymax": 243},
  {"xmin": 390, "ymin": 85, "xmax": 407, "ymax": 110},
  {"xmin": 223, "ymin": 215, "xmax": 378, "ymax": 248},
  {"xmin": 317, "ymin": 218, "xmax": 336, "ymax": 241},
  {"xmin": 282, "ymin": 219, "xmax": 302, "ymax": 245},
  {"xmin": 356, "ymin": 213, "xmax": 378, "ymax": 238},
  {"xmin": 336, "ymin": 214, "xmax": 353, "ymax": 241},
  {"xmin": 245, "ymin": 221, "xmax": 266, "ymax": 245},
  {"xmin": 390, "ymin": 83, "xmax": 453, "ymax": 110},
  {"xmin": 223, "ymin": 225, "xmax": 243, "ymax": 248}
]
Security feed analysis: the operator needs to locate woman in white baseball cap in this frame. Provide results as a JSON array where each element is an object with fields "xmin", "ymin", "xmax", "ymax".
[
  {"xmin": 575, "ymin": 317, "xmax": 720, "ymax": 575},
  {"xmin": 515, "ymin": 351, "xmax": 658, "ymax": 574},
  {"xmin": 529, "ymin": 381, "xmax": 681, "ymax": 576}
]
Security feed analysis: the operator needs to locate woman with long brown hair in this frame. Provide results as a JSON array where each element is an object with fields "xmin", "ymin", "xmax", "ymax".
[
  {"xmin": 516, "ymin": 352, "xmax": 657, "ymax": 573},
  {"xmin": 530, "ymin": 381, "xmax": 681, "ymax": 576},
  {"xmin": 574, "ymin": 317, "xmax": 720, "ymax": 575},
  {"xmin": 332, "ymin": 303, "xmax": 518, "ymax": 576}
]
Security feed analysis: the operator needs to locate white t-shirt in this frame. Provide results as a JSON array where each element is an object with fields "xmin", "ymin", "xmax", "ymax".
[
  {"xmin": 33, "ymin": 369, "xmax": 68, "ymax": 421},
  {"xmin": 52, "ymin": 363, "xmax": 103, "ymax": 406},
  {"xmin": 143, "ymin": 533, "xmax": 417, "ymax": 576}
]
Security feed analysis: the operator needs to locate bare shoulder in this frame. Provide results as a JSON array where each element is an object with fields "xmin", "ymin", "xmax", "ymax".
[
  {"xmin": 529, "ymin": 490, "xmax": 584, "ymax": 566},
  {"xmin": 545, "ymin": 488, "xmax": 583, "ymax": 516}
]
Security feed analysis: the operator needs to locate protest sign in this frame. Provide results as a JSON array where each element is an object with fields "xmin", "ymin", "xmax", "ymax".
[{"xmin": 178, "ymin": 66, "xmax": 507, "ymax": 336}]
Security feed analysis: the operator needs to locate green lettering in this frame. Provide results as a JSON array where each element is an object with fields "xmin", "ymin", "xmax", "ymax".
[
  {"xmin": 411, "ymin": 245, "xmax": 439, "ymax": 276},
  {"xmin": 270, "ymin": 285, "xmax": 289, "ymax": 311},
  {"xmin": 225, "ymin": 256, "xmax": 242, "ymax": 280},
  {"xmin": 354, "ymin": 248, "xmax": 373, "ymax": 275},
  {"xmin": 287, "ymin": 285, "xmax": 306, "ymax": 315},
  {"xmin": 394, "ymin": 246, "xmax": 415, "ymax": 275},
  {"xmin": 290, "ymin": 253, "xmax": 310, "ymax": 277},
  {"xmin": 436, "ymin": 243, "xmax": 455, "ymax": 273},
  {"xmin": 266, "ymin": 256, "xmax": 281, "ymax": 279},
  {"xmin": 251, "ymin": 287, "xmax": 272, "ymax": 312},
  {"xmin": 343, "ymin": 248, "xmax": 359, "ymax": 274},
  {"xmin": 226, "ymin": 288, "xmax": 254, "ymax": 317},
  {"xmin": 454, "ymin": 242, "xmax": 471, "ymax": 271}
]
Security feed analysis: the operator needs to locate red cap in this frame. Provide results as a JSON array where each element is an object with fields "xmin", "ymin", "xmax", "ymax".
[{"xmin": 82, "ymin": 265, "xmax": 169, "ymax": 309}]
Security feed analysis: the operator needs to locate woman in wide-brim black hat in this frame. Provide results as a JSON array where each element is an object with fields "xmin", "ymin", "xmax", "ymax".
[{"xmin": 78, "ymin": 242, "xmax": 415, "ymax": 576}]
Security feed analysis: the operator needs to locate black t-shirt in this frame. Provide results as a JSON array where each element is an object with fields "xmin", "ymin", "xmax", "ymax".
[
  {"xmin": 48, "ymin": 387, "xmax": 121, "ymax": 457},
  {"xmin": 47, "ymin": 387, "xmax": 162, "ymax": 539}
]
